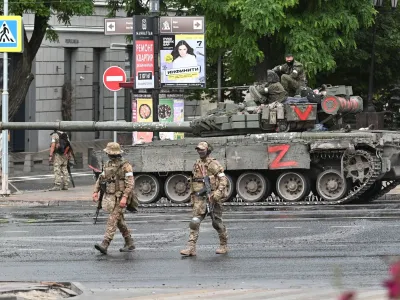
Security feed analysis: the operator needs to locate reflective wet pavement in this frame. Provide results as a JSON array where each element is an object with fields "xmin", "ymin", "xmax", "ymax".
[{"xmin": 0, "ymin": 205, "xmax": 399, "ymax": 299}]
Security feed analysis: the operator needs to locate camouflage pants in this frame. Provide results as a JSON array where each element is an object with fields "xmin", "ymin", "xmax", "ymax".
[
  {"xmin": 104, "ymin": 205, "xmax": 130, "ymax": 241},
  {"xmin": 187, "ymin": 195, "xmax": 228, "ymax": 246},
  {"xmin": 281, "ymin": 74, "xmax": 300, "ymax": 97},
  {"xmin": 53, "ymin": 153, "xmax": 70, "ymax": 187}
]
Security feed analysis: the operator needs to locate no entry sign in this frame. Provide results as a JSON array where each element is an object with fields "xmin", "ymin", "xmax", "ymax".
[{"xmin": 103, "ymin": 66, "xmax": 126, "ymax": 92}]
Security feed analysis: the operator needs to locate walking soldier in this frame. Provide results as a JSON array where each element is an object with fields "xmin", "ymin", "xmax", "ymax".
[
  {"xmin": 180, "ymin": 141, "xmax": 229, "ymax": 256},
  {"xmin": 92, "ymin": 142, "xmax": 135, "ymax": 254}
]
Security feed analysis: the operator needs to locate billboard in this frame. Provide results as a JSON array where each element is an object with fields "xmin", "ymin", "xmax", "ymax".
[
  {"xmin": 158, "ymin": 98, "xmax": 185, "ymax": 140},
  {"xmin": 133, "ymin": 15, "xmax": 155, "ymax": 89},
  {"xmin": 160, "ymin": 34, "xmax": 205, "ymax": 88},
  {"xmin": 132, "ymin": 96, "xmax": 153, "ymax": 144},
  {"xmin": 134, "ymin": 40, "xmax": 154, "ymax": 89}
]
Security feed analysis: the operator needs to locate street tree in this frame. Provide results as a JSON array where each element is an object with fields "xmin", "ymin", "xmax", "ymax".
[{"xmin": 0, "ymin": 0, "xmax": 93, "ymax": 120}]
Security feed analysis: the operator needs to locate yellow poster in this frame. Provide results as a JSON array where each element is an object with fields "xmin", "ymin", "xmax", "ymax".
[{"xmin": 136, "ymin": 98, "xmax": 153, "ymax": 143}]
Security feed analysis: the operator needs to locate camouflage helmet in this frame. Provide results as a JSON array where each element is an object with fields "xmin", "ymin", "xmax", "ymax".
[
  {"xmin": 103, "ymin": 142, "xmax": 124, "ymax": 155},
  {"xmin": 195, "ymin": 141, "xmax": 209, "ymax": 150}
]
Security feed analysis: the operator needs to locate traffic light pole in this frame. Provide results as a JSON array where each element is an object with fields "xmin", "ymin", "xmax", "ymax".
[
  {"xmin": 1, "ymin": 0, "xmax": 10, "ymax": 196},
  {"xmin": 152, "ymin": 14, "xmax": 160, "ymax": 141}
]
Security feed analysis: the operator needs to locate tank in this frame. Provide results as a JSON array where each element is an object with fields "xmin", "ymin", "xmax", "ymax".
[{"xmin": 90, "ymin": 85, "xmax": 400, "ymax": 206}]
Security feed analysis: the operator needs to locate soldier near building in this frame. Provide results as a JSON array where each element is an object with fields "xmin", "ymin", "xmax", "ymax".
[
  {"xmin": 92, "ymin": 142, "xmax": 135, "ymax": 254},
  {"xmin": 248, "ymin": 70, "xmax": 288, "ymax": 105},
  {"xmin": 48, "ymin": 130, "xmax": 71, "ymax": 191},
  {"xmin": 272, "ymin": 53, "xmax": 306, "ymax": 97},
  {"xmin": 180, "ymin": 141, "xmax": 229, "ymax": 256}
]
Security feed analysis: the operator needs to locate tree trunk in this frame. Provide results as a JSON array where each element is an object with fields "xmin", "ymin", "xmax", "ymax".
[{"xmin": 1, "ymin": 13, "xmax": 49, "ymax": 121}]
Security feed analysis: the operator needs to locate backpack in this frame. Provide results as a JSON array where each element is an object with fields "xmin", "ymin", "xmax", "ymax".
[{"xmin": 53, "ymin": 131, "xmax": 71, "ymax": 154}]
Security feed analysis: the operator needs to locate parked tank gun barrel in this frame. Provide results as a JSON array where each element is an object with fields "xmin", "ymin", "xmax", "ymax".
[
  {"xmin": 321, "ymin": 95, "xmax": 363, "ymax": 115},
  {"xmin": 0, "ymin": 121, "xmax": 193, "ymax": 132}
]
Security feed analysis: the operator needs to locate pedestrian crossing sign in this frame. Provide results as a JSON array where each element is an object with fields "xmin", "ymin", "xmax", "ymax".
[{"xmin": 0, "ymin": 16, "xmax": 23, "ymax": 53}]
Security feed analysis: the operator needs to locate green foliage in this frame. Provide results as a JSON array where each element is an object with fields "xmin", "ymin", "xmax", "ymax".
[
  {"xmin": 2, "ymin": 0, "xmax": 94, "ymax": 41},
  {"xmin": 317, "ymin": 4, "xmax": 400, "ymax": 103}
]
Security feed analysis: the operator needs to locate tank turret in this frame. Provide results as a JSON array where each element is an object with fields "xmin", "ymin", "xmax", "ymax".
[{"xmin": 190, "ymin": 84, "xmax": 364, "ymax": 137}]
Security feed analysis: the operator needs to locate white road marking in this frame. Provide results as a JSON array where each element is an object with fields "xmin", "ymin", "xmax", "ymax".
[
  {"xmin": 163, "ymin": 228, "xmax": 182, "ymax": 231},
  {"xmin": 17, "ymin": 249, "xmax": 45, "ymax": 251},
  {"xmin": 4, "ymin": 231, "xmax": 29, "ymax": 233},
  {"xmin": 10, "ymin": 172, "xmax": 92, "ymax": 182},
  {"xmin": 56, "ymin": 230, "xmax": 83, "ymax": 233},
  {"xmin": 274, "ymin": 226, "xmax": 302, "ymax": 229},
  {"xmin": 330, "ymin": 225, "xmax": 362, "ymax": 228}
]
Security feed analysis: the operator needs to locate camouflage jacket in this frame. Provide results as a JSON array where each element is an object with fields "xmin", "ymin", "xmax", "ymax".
[
  {"xmin": 191, "ymin": 157, "xmax": 228, "ymax": 201},
  {"xmin": 93, "ymin": 159, "xmax": 135, "ymax": 198},
  {"xmin": 272, "ymin": 60, "xmax": 306, "ymax": 86},
  {"xmin": 266, "ymin": 82, "xmax": 287, "ymax": 103}
]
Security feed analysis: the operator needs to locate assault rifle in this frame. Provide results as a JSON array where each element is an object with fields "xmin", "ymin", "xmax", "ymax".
[
  {"xmin": 66, "ymin": 162, "xmax": 75, "ymax": 188},
  {"xmin": 195, "ymin": 175, "xmax": 215, "ymax": 222},
  {"xmin": 94, "ymin": 180, "xmax": 106, "ymax": 225}
]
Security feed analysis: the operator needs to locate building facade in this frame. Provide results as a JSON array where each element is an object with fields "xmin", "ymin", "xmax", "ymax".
[{"xmin": 16, "ymin": 1, "xmax": 128, "ymax": 152}]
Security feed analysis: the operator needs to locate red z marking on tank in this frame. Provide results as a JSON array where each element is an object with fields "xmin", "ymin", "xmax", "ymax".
[
  {"xmin": 293, "ymin": 105, "xmax": 313, "ymax": 121},
  {"xmin": 268, "ymin": 145, "xmax": 298, "ymax": 169}
]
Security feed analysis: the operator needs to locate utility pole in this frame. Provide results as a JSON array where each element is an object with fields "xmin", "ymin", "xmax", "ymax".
[{"xmin": 150, "ymin": 0, "xmax": 160, "ymax": 140}]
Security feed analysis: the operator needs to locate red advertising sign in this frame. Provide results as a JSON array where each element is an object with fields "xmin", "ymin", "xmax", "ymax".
[
  {"xmin": 103, "ymin": 66, "xmax": 126, "ymax": 92},
  {"xmin": 134, "ymin": 40, "xmax": 155, "ymax": 89}
]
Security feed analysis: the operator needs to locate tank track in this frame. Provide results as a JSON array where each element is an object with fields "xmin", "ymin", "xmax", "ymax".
[
  {"xmin": 364, "ymin": 180, "xmax": 400, "ymax": 202},
  {"xmin": 138, "ymin": 149, "xmax": 391, "ymax": 208}
]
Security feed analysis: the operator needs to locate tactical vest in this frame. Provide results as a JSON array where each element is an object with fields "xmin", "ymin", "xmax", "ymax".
[
  {"xmin": 103, "ymin": 159, "xmax": 128, "ymax": 197},
  {"xmin": 191, "ymin": 158, "xmax": 221, "ymax": 193}
]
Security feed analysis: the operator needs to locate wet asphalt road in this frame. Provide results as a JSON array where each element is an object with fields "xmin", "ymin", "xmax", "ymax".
[{"xmin": 1, "ymin": 205, "xmax": 400, "ymax": 298}]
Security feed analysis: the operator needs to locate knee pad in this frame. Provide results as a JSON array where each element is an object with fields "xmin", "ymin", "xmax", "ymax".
[{"xmin": 189, "ymin": 217, "xmax": 201, "ymax": 230}]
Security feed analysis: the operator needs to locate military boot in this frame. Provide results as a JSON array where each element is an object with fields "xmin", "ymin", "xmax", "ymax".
[
  {"xmin": 180, "ymin": 242, "xmax": 196, "ymax": 256},
  {"xmin": 216, "ymin": 230, "xmax": 228, "ymax": 254},
  {"xmin": 95, "ymin": 239, "xmax": 110, "ymax": 254},
  {"xmin": 62, "ymin": 185, "xmax": 69, "ymax": 190},
  {"xmin": 120, "ymin": 235, "xmax": 135, "ymax": 252},
  {"xmin": 48, "ymin": 185, "xmax": 61, "ymax": 191}
]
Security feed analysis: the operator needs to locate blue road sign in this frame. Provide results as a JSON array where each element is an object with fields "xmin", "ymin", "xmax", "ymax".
[{"xmin": 0, "ymin": 16, "xmax": 23, "ymax": 53}]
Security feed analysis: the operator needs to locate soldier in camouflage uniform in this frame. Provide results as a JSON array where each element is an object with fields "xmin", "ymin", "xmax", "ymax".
[
  {"xmin": 92, "ymin": 142, "xmax": 135, "ymax": 255},
  {"xmin": 48, "ymin": 131, "xmax": 70, "ymax": 191},
  {"xmin": 180, "ymin": 141, "xmax": 229, "ymax": 256},
  {"xmin": 272, "ymin": 54, "xmax": 306, "ymax": 97},
  {"xmin": 248, "ymin": 70, "xmax": 287, "ymax": 105}
]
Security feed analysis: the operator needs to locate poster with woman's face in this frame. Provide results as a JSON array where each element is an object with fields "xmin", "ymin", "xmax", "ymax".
[{"xmin": 160, "ymin": 34, "xmax": 206, "ymax": 88}]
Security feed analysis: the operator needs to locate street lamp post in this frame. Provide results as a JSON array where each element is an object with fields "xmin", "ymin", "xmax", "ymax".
[{"xmin": 366, "ymin": 0, "xmax": 398, "ymax": 111}]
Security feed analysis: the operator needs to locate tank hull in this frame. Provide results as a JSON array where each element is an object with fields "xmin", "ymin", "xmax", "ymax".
[{"xmin": 91, "ymin": 130, "xmax": 400, "ymax": 205}]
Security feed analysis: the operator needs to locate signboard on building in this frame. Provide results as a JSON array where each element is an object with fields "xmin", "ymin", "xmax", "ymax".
[
  {"xmin": 133, "ymin": 16, "xmax": 155, "ymax": 89},
  {"xmin": 159, "ymin": 16, "xmax": 205, "ymax": 89},
  {"xmin": 104, "ymin": 17, "xmax": 133, "ymax": 35}
]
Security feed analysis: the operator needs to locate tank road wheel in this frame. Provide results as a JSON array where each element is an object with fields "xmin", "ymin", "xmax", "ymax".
[
  {"xmin": 236, "ymin": 172, "xmax": 270, "ymax": 202},
  {"xmin": 164, "ymin": 174, "xmax": 191, "ymax": 204},
  {"xmin": 276, "ymin": 172, "xmax": 309, "ymax": 202},
  {"xmin": 223, "ymin": 174, "xmax": 236, "ymax": 202},
  {"xmin": 316, "ymin": 169, "xmax": 348, "ymax": 201},
  {"xmin": 135, "ymin": 174, "xmax": 161, "ymax": 204}
]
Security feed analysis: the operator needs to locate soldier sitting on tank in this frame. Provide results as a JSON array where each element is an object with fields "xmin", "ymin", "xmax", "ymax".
[
  {"xmin": 247, "ymin": 70, "xmax": 287, "ymax": 107},
  {"xmin": 272, "ymin": 53, "xmax": 306, "ymax": 97}
]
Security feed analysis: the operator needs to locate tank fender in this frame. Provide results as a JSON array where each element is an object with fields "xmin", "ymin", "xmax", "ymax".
[{"xmin": 310, "ymin": 140, "xmax": 355, "ymax": 152}]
